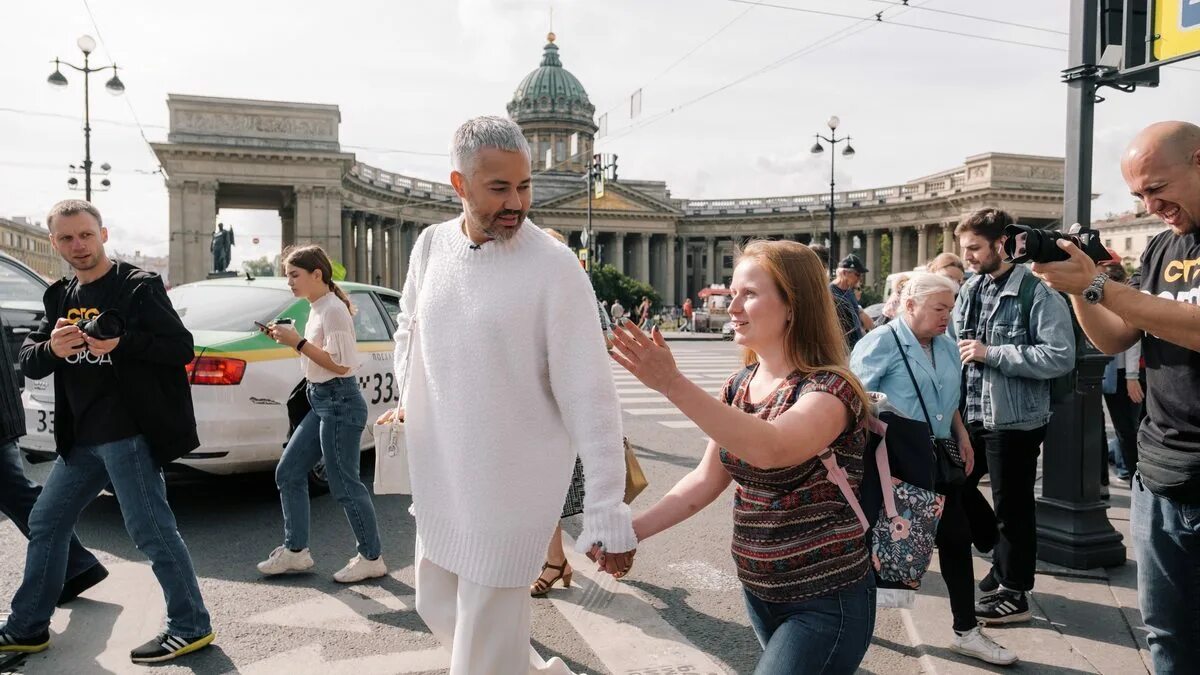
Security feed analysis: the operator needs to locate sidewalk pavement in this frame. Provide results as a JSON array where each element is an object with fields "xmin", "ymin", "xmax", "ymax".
[{"xmin": 900, "ymin": 477, "xmax": 1151, "ymax": 674}]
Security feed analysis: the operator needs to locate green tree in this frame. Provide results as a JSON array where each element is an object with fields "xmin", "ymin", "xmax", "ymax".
[
  {"xmin": 243, "ymin": 255, "xmax": 279, "ymax": 277},
  {"xmin": 589, "ymin": 264, "xmax": 661, "ymax": 314}
]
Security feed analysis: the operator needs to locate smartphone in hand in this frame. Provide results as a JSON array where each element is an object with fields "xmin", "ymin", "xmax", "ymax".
[{"xmin": 254, "ymin": 321, "xmax": 270, "ymax": 333}]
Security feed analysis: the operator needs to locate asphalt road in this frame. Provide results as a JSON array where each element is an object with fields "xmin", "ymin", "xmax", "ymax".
[{"xmin": 0, "ymin": 340, "xmax": 920, "ymax": 674}]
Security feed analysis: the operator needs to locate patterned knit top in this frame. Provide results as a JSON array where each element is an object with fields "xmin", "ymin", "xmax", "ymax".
[{"xmin": 720, "ymin": 364, "xmax": 870, "ymax": 603}]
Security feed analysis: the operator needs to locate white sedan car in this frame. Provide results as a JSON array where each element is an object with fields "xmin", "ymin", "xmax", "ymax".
[{"xmin": 21, "ymin": 277, "xmax": 402, "ymax": 491}]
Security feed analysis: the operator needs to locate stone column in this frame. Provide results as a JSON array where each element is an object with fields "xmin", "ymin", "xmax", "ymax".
[
  {"xmin": 167, "ymin": 179, "xmax": 186, "ymax": 286},
  {"xmin": 295, "ymin": 185, "xmax": 313, "ymax": 243},
  {"xmin": 324, "ymin": 188, "xmax": 343, "ymax": 259},
  {"xmin": 394, "ymin": 221, "xmax": 409, "ymax": 289},
  {"xmin": 865, "ymin": 230, "xmax": 880, "ymax": 287},
  {"xmin": 890, "ymin": 228, "xmax": 904, "ymax": 276},
  {"xmin": 354, "ymin": 211, "xmax": 368, "ymax": 283},
  {"xmin": 705, "ymin": 237, "xmax": 717, "ymax": 287},
  {"xmin": 942, "ymin": 223, "xmax": 956, "ymax": 255},
  {"xmin": 663, "ymin": 235, "xmax": 676, "ymax": 306},
  {"xmin": 637, "ymin": 233, "xmax": 651, "ymax": 284},
  {"xmin": 341, "ymin": 210, "xmax": 354, "ymax": 280},
  {"xmin": 194, "ymin": 181, "xmax": 217, "ymax": 281},
  {"xmin": 611, "ymin": 232, "xmax": 625, "ymax": 274},
  {"xmin": 916, "ymin": 224, "xmax": 929, "ymax": 266},
  {"xmin": 370, "ymin": 215, "xmax": 384, "ymax": 286}
]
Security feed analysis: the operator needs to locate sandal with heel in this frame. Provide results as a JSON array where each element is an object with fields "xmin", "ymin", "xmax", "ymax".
[{"xmin": 530, "ymin": 561, "xmax": 572, "ymax": 597}]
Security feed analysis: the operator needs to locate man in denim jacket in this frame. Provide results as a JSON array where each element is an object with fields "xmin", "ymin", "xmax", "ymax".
[{"xmin": 949, "ymin": 208, "xmax": 1075, "ymax": 626}]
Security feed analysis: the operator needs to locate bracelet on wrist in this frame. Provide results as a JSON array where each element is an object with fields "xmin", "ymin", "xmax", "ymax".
[{"xmin": 294, "ymin": 338, "xmax": 308, "ymax": 353}]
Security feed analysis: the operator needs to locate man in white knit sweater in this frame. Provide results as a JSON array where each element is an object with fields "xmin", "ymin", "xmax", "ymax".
[{"xmin": 380, "ymin": 116, "xmax": 636, "ymax": 674}]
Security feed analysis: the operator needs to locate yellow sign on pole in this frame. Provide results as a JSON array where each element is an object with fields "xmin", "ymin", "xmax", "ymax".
[
  {"xmin": 1154, "ymin": 0, "xmax": 1200, "ymax": 61},
  {"xmin": 595, "ymin": 177, "xmax": 605, "ymax": 200}
]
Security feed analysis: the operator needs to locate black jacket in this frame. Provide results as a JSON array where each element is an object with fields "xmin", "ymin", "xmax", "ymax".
[
  {"xmin": 0, "ymin": 316, "xmax": 25, "ymax": 444},
  {"xmin": 19, "ymin": 262, "xmax": 200, "ymax": 465}
]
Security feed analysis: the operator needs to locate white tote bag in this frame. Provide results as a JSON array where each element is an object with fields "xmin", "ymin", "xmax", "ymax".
[
  {"xmin": 372, "ymin": 418, "xmax": 411, "ymax": 495},
  {"xmin": 373, "ymin": 226, "xmax": 436, "ymax": 496}
]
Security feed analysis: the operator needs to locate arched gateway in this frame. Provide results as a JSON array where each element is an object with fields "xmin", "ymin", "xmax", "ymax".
[{"xmin": 153, "ymin": 36, "xmax": 1067, "ymax": 294}]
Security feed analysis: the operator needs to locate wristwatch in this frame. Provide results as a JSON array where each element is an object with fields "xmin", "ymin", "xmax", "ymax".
[{"xmin": 1083, "ymin": 273, "xmax": 1108, "ymax": 304}]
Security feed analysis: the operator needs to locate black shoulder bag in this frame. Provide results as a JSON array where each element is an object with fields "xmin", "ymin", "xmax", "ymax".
[{"xmin": 888, "ymin": 326, "xmax": 966, "ymax": 492}]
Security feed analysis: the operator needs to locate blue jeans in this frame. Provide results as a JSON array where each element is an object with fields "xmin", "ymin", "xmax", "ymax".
[
  {"xmin": 743, "ymin": 574, "xmax": 877, "ymax": 675},
  {"xmin": 1131, "ymin": 473, "xmax": 1200, "ymax": 674},
  {"xmin": 0, "ymin": 440, "xmax": 100, "ymax": 583},
  {"xmin": 276, "ymin": 377, "xmax": 381, "ymax": 559},
  {"xmin": 5, "ymin": 435, "xmax": 210, "ymax": 639}
]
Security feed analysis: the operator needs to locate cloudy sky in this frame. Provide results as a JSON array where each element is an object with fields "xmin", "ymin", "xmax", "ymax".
[{"xmin": 3, "ymin": 0, "xmax": 1199, "ymax": 270}]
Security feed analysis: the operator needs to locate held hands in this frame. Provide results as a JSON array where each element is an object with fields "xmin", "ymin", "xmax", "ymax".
[
  {"xmin": 609, "ymin": 319, "xmax": 683, "ymax": 397},
  {"xmin": 586, "ymin": 544, "xmax": 637, "ymax": 579},
  {"xmin": 958, "ymin": 339, "xmax": 988, "ymax": 364},
  {"xmin": 267, "ymin": 323, "xmax": 301, "ymax": 348}
]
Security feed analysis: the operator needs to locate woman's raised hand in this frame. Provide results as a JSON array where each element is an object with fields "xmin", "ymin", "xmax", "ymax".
[{"xmin": 609, "ymin": 319, "xmax": 682, "ymax": 396}]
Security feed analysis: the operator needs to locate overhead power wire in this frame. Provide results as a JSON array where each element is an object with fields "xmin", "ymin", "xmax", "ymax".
[{"xmin": 595, "ymin": 4, "xmax": 758, "ymax": 120}]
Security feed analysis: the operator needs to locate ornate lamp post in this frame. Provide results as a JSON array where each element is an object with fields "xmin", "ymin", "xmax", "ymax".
[
  {"xmin": 47, "ymin": 34, "xmax": 125, "ymax": 200},
  {"xmin": 810, "ymin": 115, "xmax": 855, "ymax": 275}
]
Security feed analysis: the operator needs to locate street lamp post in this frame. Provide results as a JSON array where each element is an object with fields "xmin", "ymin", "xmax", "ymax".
[
  {"xmin": 585, "ymin": 153, "xmax": 618, "ymax": 279},
  {"xmin": 47, "ymin": 34, "xmax": 125, "ymax": 201},
  {"xmin": 810, "ymin": 116, "xmax": 855, "ymax": 276}
]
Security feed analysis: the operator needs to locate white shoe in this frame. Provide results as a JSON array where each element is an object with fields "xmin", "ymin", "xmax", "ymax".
[
  {"xmin": 333, "ymin": 554, "xmax": 387, "ymax": 583},
  {"xmin": 257, "ymin": 546, "xmax": 314, "ymax": 576},
  {"xmin": 951, "ymin": 627, "xmax": 1018, "ymax": 666}
]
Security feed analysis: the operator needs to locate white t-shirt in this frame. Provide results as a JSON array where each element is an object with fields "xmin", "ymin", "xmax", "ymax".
[{"xmin": 301, "ymin": 291, "xmax": 360, "ymax": 383}]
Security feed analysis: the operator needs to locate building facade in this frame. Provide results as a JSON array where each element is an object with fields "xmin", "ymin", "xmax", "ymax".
[
  {"xmin": 153, "ymin": 35, "xmax": 1068, "ymax": 299},
  {"xmin": 0, "ymin": 216, "xmax": 64, "ymax": 279},
  {"xmin": 1095, "ymin": 208, "xmax": 1166, "ymax": 266}
]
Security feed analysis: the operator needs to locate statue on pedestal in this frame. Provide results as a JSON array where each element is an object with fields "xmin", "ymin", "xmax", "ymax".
[{"xmin": 211, "ymin": 223, "xmax": 235, "ymax": 273}]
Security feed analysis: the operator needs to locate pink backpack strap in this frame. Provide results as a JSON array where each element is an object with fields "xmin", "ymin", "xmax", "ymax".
[{"xmin": 821, "ymin": 416, "xmax": 898, "ymax": 535}]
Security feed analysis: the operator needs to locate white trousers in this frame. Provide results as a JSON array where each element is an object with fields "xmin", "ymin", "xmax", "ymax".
[{"xmin": 415, "ymin": 555, "xmax": 577, "ymax": 675}]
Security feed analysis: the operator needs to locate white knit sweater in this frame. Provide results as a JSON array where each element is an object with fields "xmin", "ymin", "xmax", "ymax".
[{"xmin": 393, "ymin": 217, "xmax": 636, "ymax": 588}]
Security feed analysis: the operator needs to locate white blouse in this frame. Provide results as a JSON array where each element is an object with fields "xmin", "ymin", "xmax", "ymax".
[{"xmin": 301, "ymin": 291, "xmax": 360, "ymax": 383}]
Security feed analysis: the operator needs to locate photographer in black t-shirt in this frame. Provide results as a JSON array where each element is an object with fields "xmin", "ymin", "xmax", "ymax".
[
  {"xmin": 1034, "ymin": 121, "xmax": 1200, "ymax": 674},
  {"xmin": 0, "ymin": 200, "xmax": 214, "ymax": 665}
]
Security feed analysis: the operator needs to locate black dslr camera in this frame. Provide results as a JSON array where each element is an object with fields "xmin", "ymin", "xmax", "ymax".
[
  {"xmin": 77, "ymin": 310, "xmax": 126, "ymax": 341},
  {"xmin": 1002, "ymin": 223, "xmax": 1111, "ymax": 265}
]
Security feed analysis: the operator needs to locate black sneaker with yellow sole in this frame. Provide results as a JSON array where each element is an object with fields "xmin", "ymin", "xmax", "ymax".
[
  {"xmin": 129, "ymin": 631, "xmax": 215, "ymax": 664},
  {"xmin": 0, "ymin": 625, "xmax": 50, "ymax": 654}
]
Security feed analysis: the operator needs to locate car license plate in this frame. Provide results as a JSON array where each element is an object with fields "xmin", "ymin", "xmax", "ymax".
[{"xmin": 24, "ymin": 404, "xmax": 55, "ymax": 441}]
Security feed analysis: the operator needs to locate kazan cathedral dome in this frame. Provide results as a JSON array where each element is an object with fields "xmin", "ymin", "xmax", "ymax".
[{"xmin": 506, "ymin": 33, "xmax": 596, "ymax": 175}]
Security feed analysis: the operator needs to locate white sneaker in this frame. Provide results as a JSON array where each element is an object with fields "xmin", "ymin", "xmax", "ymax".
[
  {"xmin": 256, "ymin": 546, "xmax": 314, "ymax": 576},
  {"xmin": 333, "ymin": 554, "xmax": 387, "ymax": 583},
  {"xmin": 951, "ymin": 627, "xmax": 1018, "ymax": 666}
]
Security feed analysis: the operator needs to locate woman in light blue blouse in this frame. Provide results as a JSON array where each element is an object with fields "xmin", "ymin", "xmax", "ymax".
[{"xmin": 851, "ymin": 273, "xmax": 1017, "ymax": 667}]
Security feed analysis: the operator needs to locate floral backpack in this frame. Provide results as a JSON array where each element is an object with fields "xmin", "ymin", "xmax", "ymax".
[{"xmin": 821, "ymin": 401, "xmax": 945, "ymax": 608}]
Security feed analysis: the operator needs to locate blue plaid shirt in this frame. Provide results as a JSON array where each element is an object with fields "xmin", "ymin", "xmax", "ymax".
[{"xmin": 963, "ymin": 268, "xmax": 1013, "ymax": 424}]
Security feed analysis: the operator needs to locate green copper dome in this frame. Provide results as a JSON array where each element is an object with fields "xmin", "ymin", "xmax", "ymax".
[{"xmin": 507, "ymin": 34, "xmax": 596, "ymax": 130}]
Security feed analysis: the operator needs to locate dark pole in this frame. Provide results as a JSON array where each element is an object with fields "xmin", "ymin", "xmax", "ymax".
[
  {"xmin": 1035, "ymin": 0, "xmax": 1125, "ymax": 569},
  {"xmin": 82, "ymin": 50, "xmax": 92, "ymax": 202},
  {"xmin": 828, "ymin": 132, "xmax": 837, "ymax": 277},
  {"xmin": 586, "ymin": 155, "xmax": 594, "ymax": 279}
]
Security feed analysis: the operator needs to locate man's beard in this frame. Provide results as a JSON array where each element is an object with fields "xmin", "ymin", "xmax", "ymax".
[
  {"xmin": 477, "ymin": 210, "xmax": 525, "ymax": 241},
  {"xmin": 975, "ymin": 250, "xmax": 1002, "ymax": 275}
]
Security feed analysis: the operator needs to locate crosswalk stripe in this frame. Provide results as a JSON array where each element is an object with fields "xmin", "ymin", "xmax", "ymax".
[
  {"xmin": 626, "ymin": 408, "xmax": 684, "ymax": 416},
  {"xmin": 659, "ymin": 420, "xmax": 699, "ymax": 429}
]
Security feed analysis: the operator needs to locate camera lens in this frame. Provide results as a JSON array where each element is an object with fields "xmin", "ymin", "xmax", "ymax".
[
  {"xmin": 80, "ymin": 311, "xmax": 125, "ymax": 340},
  {"xmin": 1003, "ymin": 225, "xmax": 1070, "ymax": 264}
]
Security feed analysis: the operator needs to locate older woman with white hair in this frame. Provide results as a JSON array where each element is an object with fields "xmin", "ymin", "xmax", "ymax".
[{"xmin": 851, "ymin": 273, "xmax": 1017, "ymax": 667}]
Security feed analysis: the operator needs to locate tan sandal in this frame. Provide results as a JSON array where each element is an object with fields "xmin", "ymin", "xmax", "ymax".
[{"xmin": 530, "ymin": 561, "xmax": 572, "ymax": 597}]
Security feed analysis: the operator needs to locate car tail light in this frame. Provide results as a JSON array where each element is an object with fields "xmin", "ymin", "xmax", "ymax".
[{"xmin": 186, "ymin": 356, "xmax": 247, "ymax": 385}]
